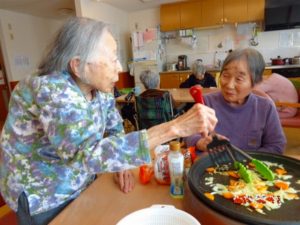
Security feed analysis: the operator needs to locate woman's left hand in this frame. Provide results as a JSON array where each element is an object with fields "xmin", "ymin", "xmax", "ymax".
[{"xmin": 113, "ymin": 170, "xmax": 135, "ymax": 193}]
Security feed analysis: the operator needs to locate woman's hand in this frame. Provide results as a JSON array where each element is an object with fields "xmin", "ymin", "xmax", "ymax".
[
  {"xmin": 147, "ymin": 104, "xmax": 217, "ymax": 150},
  {"xmin": 113, "ymin": 170, "xmax": 135, "ymax": 193},
  {"xmin": 173, "ymin": 103, "xmax": 217, "ymax": 138},
  {"xmin": 196, "ymin": 133, "xmax": 229, "ymax": 151}
]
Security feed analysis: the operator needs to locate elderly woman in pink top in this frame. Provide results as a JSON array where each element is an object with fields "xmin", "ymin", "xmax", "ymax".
[{"xmin": 254, "ymin": 73, "xmax": 298, "ymax": 118}]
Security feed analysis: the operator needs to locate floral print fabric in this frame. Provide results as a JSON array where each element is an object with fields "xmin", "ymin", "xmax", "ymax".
[{"xmin": 0, "ymin": 71, "xmax": 150, "ymax": 215}]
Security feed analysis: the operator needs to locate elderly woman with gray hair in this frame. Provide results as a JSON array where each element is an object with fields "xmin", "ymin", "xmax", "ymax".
[
  {"xmin": 0, "ymin": 17, "xmax": 217, "ymax": 224},
  {"xmin": 140, "ymin": 70, "xmax": 160, "ymax": 89},
  {"xmin": 180, "ymin": 59, "xmax": 217, "ymax": 88},
  {"xmin": 185, "ymin": 48, "xmax": 286, "ymax": 155}
]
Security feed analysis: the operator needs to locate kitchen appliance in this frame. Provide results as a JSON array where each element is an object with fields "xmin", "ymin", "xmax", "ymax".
[
  {"xmin": 177, "ymin": 55, "xmax": 188, "ymax": 71},
  {"xmin": 166, "ymin": 62, "xmax": 177, "ymax": 71},
  {"xmin": 116, "ymin": 205, "xmax": 200, "ymax": 225},
  {"xmin": 183, "ymin": 152, "xmax": 300, "ymax": 225},
  {"xmin": 270, "ymin": 56, "xmax": 287, "ymax": 65},
  {"xmin": 290, "ymin": 56, "xmax": 300, "ymax": 65}
]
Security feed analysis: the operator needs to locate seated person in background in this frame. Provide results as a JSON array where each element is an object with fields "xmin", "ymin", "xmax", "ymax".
[
  {"xmin": 180, "ymin": 59, "xmax": 217, "ymax": 88},
  {"xmin": 138, "ymin": 70, "xmax": 185, "ymax": 125},
  {"xmin": 140, "ymin": 70, "xmax": 182, "ymax": 112},
  {"xmin": 140, "ymin": 69, "xmax": 161, "ymax": 92},
  {"xmin": 185, "ymin": 48, "xmax": 286, "ymax": 155},
  {"xmin": 253, "ymin": 73, "xmax": 298, "ymax": 118},
  {"xmin": 180, "ymin": 60, "xmax": 217, "ymax": 111}
]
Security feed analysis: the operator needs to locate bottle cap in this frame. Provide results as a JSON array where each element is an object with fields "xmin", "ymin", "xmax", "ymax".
[{"xmin": 169, "ymin": 141, "xmax": 181, "ymax": 151}]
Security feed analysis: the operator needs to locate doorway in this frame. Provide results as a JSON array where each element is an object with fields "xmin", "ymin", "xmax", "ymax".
[{"xmin": 0, "ymin": 44, "xmax": 10, "ymax": 122}]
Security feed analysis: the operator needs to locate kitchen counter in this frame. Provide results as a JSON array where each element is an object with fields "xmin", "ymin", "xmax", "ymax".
[
  {"xmin": 265, "ymin": 64, "xmax": 300, "ymax": 69},
  {"xmin": 160, "ymin": 64, "xmax": 300, "ymax": 74},
  {"xmin": 160, "ymin": 70, "xmax": 192, "ymax": 74}
]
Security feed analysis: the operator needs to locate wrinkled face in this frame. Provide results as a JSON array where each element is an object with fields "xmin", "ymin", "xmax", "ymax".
[
  {"xmin": 84, "ymin": 31, "xmax": 122, "ymax": 93},
  {"xmin": 220, "ymin": 59, "xmax": 253, "ymax": 106}
]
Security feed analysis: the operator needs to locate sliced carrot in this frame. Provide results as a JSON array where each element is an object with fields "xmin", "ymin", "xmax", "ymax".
[
  {"xmin": 275, "ymin": 168, "xmax": 287, "ymax": 175},
  {"xmin": 223, "ymin": 192, "xmax": 234, "ymax": 199},
  {"xmin": 204, "ymin": 192, "xmax": 215, "ymax": 201},
  {"xmin": 227, "ymin": 171, "xmax": 240, "ymax": 179},
  {"xmin": 206, "ymin": 167, "xmax": 216, "ymax": 173},
  {"xmin": 275, "ymin": 181, "xmax": 289, "ymax": 190},
  {"xmin": 250, "ymin": 202, "xmax": 264, "ymax": 209}
]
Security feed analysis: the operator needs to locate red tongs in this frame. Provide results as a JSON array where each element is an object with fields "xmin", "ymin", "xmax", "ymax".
[{"xmin": 189, "ymin": 85, "xmax": 205, "ymax": 104}]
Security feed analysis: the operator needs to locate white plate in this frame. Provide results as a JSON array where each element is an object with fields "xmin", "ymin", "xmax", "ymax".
[{"xmin": 116, "ymin": 205, "xmax": 200, "ymax": 225}]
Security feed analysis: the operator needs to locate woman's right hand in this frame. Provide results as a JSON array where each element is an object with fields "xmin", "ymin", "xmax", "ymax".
[
  {"xmin": 147, "ymin": 103, "xmax": 217, "ymax": 150},
  {"xmin": 172, "ymin": 103, "xmax": 217, "ymax": 138}
]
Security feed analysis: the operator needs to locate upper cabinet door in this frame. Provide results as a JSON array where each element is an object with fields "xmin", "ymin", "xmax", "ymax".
[
  {"xmin": 201, "ymin": 0, "xmax": 223, "ymax": 27},
  {"xmin": 223, "ymin": 0, "xmax": 248, "ymax": 23},
  {"xmin": 160, "ymin": 3, "xmax": 181, "ymax": 32},
  {"xmin": 180, "ymin": 1, "xmax": 202, "ymax": 29},
  {"xmin": 247, "ymin": 0, "xmax": 265, "ymax": 21}
]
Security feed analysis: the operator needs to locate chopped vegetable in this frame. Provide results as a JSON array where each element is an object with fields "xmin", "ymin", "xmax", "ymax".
[
  {"xmin": 204, "ymin": 192, "xmax": 215, "ymax": 201},
  {"xmin": 274, "ymin": 181, "xmax": 289, "ymax": 190},
  {"xmin": 223, "ymin": 192, "xmax": 234, "ymax": 199},
  {"xmin": 275, "ymin": 168, "xmax": 287, "ymax": 175},
  {"xmin": 227, "ymin": 171, "xmax": 240, "ymax": 179},
  {"xmin": 206, "ymin": 167, "xmax": 216, "ymax": 173}
]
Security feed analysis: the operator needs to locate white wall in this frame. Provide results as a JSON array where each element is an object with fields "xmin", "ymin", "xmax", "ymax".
[
  {"xmin": 165, "ymin": 25, "xmax": 300, "ymax": 68},
  {"xmin": 126, "ymin": 8, "xmax": 300, "ymax": 69},
  {"xmin": 0, "ymin": 9, "xmax": 63, "ymax": 82},
  {"xmin": 75, "ymin": 0, "xmax": 130, "ymax": 71},
  {"xmin": 128, "ymin": 8, "xmax": 160, "ymax": 32}
]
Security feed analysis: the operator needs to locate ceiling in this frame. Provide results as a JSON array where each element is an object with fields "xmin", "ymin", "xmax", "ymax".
[{"xmin": 0, "ymin": 0, "xmax": 184, "ymax": 20}]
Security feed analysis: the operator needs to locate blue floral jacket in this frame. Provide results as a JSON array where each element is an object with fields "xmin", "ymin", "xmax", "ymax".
[{"xmin": 0, "ymin": 71, "xmax": 150, "ymax": 215}]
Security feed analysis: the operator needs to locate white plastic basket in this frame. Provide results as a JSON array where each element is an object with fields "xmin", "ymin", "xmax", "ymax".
[{"xmin": 116, "ymin": 205, "xmax": 200, "ymax": 225}]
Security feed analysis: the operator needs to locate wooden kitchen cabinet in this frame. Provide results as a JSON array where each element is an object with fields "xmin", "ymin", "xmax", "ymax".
[
  {"xmin": 160, "ymin": 3, "xmax": 181, "ymax": 32},
  {"xmin": 247, "ymin": 0, "xmax": 265, "ymax": 21},
  {"xmin": 160, "ymin": 1, "xmax": 201, "ymax": 31},
  {"xmin": 160, "ymin": 72, "xmax": 190, "ymax": 88},
  {"xmin": 223, "ymin": 0, "xmax": 248, "ymax": 23},
  {"xmin": 180, "ymin": 1, "xmax": 202, "ymax": 29},
  {"xmin": 200, "ymin": 0, "xmax": 263, "ymax": 28},
  {"xmin": 201, "ymin": 0, "xmax": 223, "ymax": 27},
  {"xmin": 160, "ymin": 0, "xmax": 264, "ymax": 31}
]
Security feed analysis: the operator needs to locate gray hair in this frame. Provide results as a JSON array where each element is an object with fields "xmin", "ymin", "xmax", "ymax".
[
  {"xmin": 221, "ymin": 48, "xmax": 265, "ymax": 86},
  {"xmin": 192, "ymin": 60, "xmax": 206, "ymax": 75},
  {"xmin": 37, "ymin": 17, "xmax": 108, "ymax": 76},
  {"xmin": 140, "ymin": 70, "xmax": 160, "ymax": 89}
]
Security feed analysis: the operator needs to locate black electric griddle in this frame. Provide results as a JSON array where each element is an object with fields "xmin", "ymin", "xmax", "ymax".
[{"xmin": 188, "ymin": 152, "xmax": 300, "ymax": 225}]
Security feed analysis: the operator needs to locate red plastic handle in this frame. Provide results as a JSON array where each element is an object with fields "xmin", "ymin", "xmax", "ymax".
[{"xmin": 189, "ymin": 85, "xmax": 205, "ymax": 104}]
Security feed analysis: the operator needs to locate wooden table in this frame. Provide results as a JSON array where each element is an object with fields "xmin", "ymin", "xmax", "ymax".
[
  {"xmin": 50, "ymin": 154, "xmax": 300, "ymax": 225},
  {"xmin": 116, "ymin": 88, "xmax": 219, "ymax": 104},
  {"xmin": 50, "ymin": 170, "xmax": 183, "ymax": 225}
]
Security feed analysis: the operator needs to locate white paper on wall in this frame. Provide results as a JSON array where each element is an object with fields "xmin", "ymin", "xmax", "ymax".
[
  {"xmin": 279, "ymin": 31, "xmax": 293, "ymax": 47},
  {"xmin": 132, "ymin": 32, "xmax": 144, "ymax": 48},
  {"xmin": 293, "ymin": 31, "xmax": 300, "ymax": 47}
]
